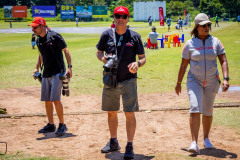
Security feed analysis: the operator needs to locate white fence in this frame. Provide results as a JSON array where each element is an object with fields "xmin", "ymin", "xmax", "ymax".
[{"xmin": 133, "ymin": 1, "xmax": 166, "ymax": 21}]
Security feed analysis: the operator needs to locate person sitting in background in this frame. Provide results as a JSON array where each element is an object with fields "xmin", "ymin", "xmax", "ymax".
[
  {"xmin": 149, "ymin": 26, "xmax": 159, "ymax": 49},
  {"xmin": 175, "ymin": 23, "xmax": 180, "ymax": 30}
]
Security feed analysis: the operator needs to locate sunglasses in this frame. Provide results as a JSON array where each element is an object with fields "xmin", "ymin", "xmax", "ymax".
[
  {"xmin": 200, "ymin": 23, "xmax": 211, "ymax": 28},
  {"xmin": 115, "ymin": 14, "xmax": 128, "ymax": 19}
]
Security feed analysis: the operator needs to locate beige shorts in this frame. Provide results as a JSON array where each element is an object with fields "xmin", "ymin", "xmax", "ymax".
[{"xmin": 187, "ymin": 77, "xmax": 220, "ymax": 116}]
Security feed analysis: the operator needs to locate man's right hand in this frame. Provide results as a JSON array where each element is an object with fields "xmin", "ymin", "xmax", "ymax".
[{"xmin": 101, "ymin": 55, "xmax": 108, "ymax": 64}]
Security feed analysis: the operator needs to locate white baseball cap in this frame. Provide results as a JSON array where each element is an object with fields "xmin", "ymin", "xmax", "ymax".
[{"xmin": 194, "ymin": 13, "xmax": 211, "ymax": 25}]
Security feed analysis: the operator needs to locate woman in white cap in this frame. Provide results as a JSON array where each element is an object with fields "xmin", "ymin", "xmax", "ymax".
[{"xmin": 175, "ymin": 13, "xmax": 229, "ymax": 153}]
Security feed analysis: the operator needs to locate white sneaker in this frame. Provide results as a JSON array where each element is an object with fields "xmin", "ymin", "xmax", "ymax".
[
  {"xmin": 188, "ymin": 141, "xmax": 200, "ymax": 154},
  {"xmin": 204, "ymin": 138, "xmax": 214, "ymax": 149}
]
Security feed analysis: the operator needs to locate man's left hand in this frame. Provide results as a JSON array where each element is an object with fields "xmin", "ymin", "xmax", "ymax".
[
  {"xmin": 128, "ymin": 62, "xmax": 139, "ymax": 74},
  {"xmin": 65, "ymin": 68, "xmax": 72, "ymax": 78}
]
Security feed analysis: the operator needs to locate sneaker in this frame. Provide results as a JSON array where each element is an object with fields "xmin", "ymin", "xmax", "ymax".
[
  {"xmin": 101, "ymin": 139, "xmax": 121, "ymax": 153},
  {"xmin": 204, "ymin": 138, "xmax": 214, "ymax": 149},
  {"xmin": 124, "ymin": 143, "xmax": 134, "ymax": 159},
  {"xmin": 188, "ymin": 141, "xmax": 200, "ymax": 154},
  {"xmin": 55, "ymin": 123, "xmax": 68, "ymax": 136},
  {"xmin": 38, "ymin": 123, "xmax": 56, "ymax": 133}
]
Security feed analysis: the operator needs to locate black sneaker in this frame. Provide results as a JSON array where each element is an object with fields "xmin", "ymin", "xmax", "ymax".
[
  {"xmin": 38, "ymin": 123, "xmax": 56, "ymax": 133},
  {"xmin": 55, "ymin": 123, "xmax": 68, "ymax": 136},
  {"xmin": 101, "ymin": 138, "xmax": 121, "ymax": 153},
  {"xmin": 124, "ymin": 144, "xmax": 134, "ymax": 159}
]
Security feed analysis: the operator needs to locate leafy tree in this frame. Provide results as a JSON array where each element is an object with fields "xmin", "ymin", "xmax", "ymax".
[
  {"xmin": 199, "ymin": 0, "xmax": 225, "ymax": 17},
  {"xmin": 166, "ymin": 1, "xmax": 186, "ymax": 17},
  {"xmin": 219, "ymin": 0, "xmax": 240, "ymax": 17}
]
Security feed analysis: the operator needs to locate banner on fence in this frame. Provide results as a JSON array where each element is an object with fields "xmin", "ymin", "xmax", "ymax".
[
  {"xmin": 92, "ymin": 6, "xmax": 107, "ymax": 18},
  {"xmin": 32, "ymin": 6, "xmax": 56, "ymax": 18},
  {"xmin": 13, "ymin": 6, "xmax": 27, "ymax": 18},
  {"xmin": 61, "ymin": 5, "xmax": 74, "ymax": 19},
  {"xmin": 76, "ymin": 6, "xmax": 92, "ymax": 18},
  {"xmin": 4, "ymin": 6, "xmax": 13, "ymax": 18}
]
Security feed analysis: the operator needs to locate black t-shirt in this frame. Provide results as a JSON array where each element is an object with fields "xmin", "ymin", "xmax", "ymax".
[
  {"xmin": 36, "ymin": 30, "xmax": 67, "ymax": 78},
  {"xmin": 31, "ymin": 34, "xmax": 36, "ymax": 42},
  {"xmin": 97, "ymin": 29, "xmax": 145, "ymax": 82}
]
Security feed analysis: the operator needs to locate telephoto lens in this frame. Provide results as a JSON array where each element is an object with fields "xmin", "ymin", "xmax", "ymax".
[{"xmin": 59, "ymin": 73, "xmax": 70, "ymax": 96}]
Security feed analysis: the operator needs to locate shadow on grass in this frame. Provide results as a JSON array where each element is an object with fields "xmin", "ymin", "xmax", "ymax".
[
  {"xmin": 104, "ymin": 151, "xmax": 155, "ymax": 160},
  {"xmin": 181, "ymin": 147, "xmax": 238, "ymax": 159},
  {"xmin": 36, "ymin": 132, "xmax": 77, "ymax": 140}
]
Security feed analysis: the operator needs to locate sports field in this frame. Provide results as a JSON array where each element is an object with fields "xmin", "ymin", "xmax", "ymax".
[{"xmin": 0, "ymin": 21, "xmax": 240, "ymax": 160}]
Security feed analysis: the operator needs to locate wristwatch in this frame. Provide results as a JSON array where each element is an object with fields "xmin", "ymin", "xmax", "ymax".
[
  {"xmin": 68, "ymin": 65, "xmax": 72, "ymax": 68},
  {"xmin": 137, "ymin": 61, "xmax": 141, "ymax": 67},
  {"xmin": 224, "ymin": 77, "xmax": 229, "ymax": 81}
]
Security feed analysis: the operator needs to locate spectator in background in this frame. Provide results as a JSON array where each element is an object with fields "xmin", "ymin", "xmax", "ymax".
[
  {"xmin": 111, "ymin": 21, "xmax": 115, "ymax": 28},
  {"xmin": 75, "ymin": 17, "xmax": 79, "ymax": 27},
  {"xmin": 31, "ymin": 33, "xmax": 36, "ymax": 49},
  {"xmin": 215, "ymin": 14, "xmax": 219, "ymax": 27},
  {"xmin": 178, "ymin": 17, "xmax": 183, "ymax": 32},
  {"xmin": 148, "ymin": 16, "xmax": 152, "ymax": 26},
  {"xmin": 149, "ymin": 26, "xmax": 159, "ymax": 49},
  {"xmin": 237, "ymin": 15, "xmax": 240, "ymax": 25},
  {"xmin": 166, "ymin": 17, "xmax": 171, "ymax": 32}
]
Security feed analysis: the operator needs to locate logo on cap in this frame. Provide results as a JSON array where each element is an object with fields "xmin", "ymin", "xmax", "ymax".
[{"xmin": 118, "ymin": 7, "xmax": 125, "ymax": 11}]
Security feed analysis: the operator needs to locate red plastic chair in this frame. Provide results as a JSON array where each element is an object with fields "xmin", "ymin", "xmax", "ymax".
[
  {"xmin": 173, "ymin": 36, "xmax": 181, "ymax": 47},
  {"xmin": 147, "ymin": 38, "xmax": 157, "ymax": 49}
]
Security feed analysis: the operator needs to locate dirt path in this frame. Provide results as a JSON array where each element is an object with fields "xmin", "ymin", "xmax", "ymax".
[{"xmin": 0, "ymin": 86, "xmax": 239, "ymax": 160}]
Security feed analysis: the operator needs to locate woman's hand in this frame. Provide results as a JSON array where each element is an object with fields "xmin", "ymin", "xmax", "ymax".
[
  {"xmin": 222, "ymin": 80, "xmax": 230, "ymax": 92},
  {"xmin": 175, "ymin": 83, "xmax": 182, "ymax": 95}
]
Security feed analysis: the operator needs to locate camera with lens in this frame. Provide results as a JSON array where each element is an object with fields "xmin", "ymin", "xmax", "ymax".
[
  {"xmin": 59, "ymin": 72, "xmax": 70, "ymax": 96},
  {"xmin": 103, "ymin": 54, "xmax": 118, "ymax": 71},
  {"xmin": 33, "ymin": 72, "xmax": 42, "ymax": 83}
]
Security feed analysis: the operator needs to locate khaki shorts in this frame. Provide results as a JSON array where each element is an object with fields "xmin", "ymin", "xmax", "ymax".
[
  {"xmin": 187, "ymin": 77, "xmax": 220, "ymax": 116},
  {"xmin": 102, "ymin": 78, "xmax": 139, "ymax": 112},
  {"xmin": 41, "ymin": 73, "xmax": 62, "ymax": 101}
]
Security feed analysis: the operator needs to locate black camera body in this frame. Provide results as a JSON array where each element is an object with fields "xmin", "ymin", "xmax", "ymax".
[
  {"xmin": 33, "ymin": 72, "xmax": 42, "ymax": 83},
  {"xmin": 59, "ymin": 72, "xmax": 70, "ymax": 96},
  {"xmin": 103, "ymin": 54, "xmax": 118, "ymax": 70}
]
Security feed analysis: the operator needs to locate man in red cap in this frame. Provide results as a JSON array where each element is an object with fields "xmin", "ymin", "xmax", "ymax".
[
  {"xmin": 96, "ymin": 6, "xmax": 146, "ymax": 159},
  {"xmin": 29, "ymin": 17, "xmax": 72, "ymax": 136}
]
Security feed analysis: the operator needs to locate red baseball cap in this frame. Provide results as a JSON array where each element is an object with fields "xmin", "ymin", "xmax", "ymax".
[
  {"xmin": 28, "ymin": 17, "xmax": 46, "ymax": 27},
  {"xmin": 113, "ymin": 6, "xmax": 129, "ymax": 17}
]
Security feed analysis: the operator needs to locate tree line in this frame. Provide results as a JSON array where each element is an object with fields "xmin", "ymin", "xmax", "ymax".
[{"xmin": 1, "ymin": 0, "xmax": 239, "ymax": 19}]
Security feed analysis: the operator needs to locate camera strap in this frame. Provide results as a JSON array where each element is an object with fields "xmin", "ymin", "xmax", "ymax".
[
  {"xmin": 111, "ymin": 28, "xmax": 129, "ymax": 68},
  {"xmin": 36, "ymin": 37, "xmax": 43, "ymax": 73}
]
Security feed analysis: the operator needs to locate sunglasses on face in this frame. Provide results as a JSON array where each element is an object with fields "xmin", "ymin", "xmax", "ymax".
[
  {"xmin": 200, "ymin": 23, "xmax": 211, "ymax": 28},
  {"xmin": 114, "ymin": 14, "xmax": 128, "ymax": 19}
]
